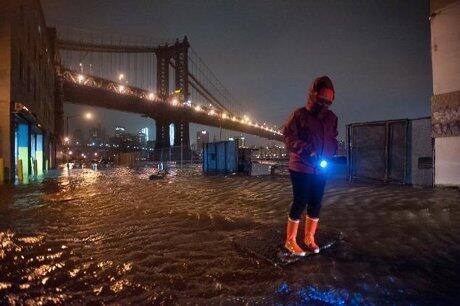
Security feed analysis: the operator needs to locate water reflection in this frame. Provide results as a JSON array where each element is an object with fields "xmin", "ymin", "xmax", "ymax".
[{"xmin": 0, "ymin": 165, "xmax": 459, "ymax": 304}]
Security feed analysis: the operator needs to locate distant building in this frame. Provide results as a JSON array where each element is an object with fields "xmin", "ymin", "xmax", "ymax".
[
  {"xmin": 89, "ymin": 123, "xmax": 105, "ymax": 147},
  {"xmin": 115, "ymin": 126, "xmax": 125, "ymax": 138},
  {"xmin": 146, "ymin": 140, "xmax": 155, "ymax": 150},
  {"xmin": 138, "ymin": 132, "xmax": 147, "ymax": 145},
  {"xmin": 141, "ymin": 127, "xmax": 149, "ymax": 141},
  {"xmin": 240, "ymin": 137, "xmax": 246, "ymax": 148},
  {"xmin": 233, "ymin": 136, "xmax": 246, "ymax": 148},
  {"xmin": 73, "ymin": 129, "xmax": 84, "ymax": 146}
]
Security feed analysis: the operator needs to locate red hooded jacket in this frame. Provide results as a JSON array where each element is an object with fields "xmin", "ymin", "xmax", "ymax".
[{"xmin": 283, "ymin": 107, "xmax": 338, "ymax": 174}]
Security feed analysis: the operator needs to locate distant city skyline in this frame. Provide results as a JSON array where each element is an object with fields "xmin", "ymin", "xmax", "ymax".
[{"xmin": 64, "ymin": 104, "xmax": 273, "ymax": 146}]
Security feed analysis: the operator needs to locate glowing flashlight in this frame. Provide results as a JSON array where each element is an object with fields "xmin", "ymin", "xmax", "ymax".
[{"xmin": 319, "ymin": 160, "xmax": 328, "ymax": 168}]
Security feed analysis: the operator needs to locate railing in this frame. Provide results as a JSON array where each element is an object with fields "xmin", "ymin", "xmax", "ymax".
[{"xmin": 112, "ymin": 146, "xmax": 200, "ymax": 168}]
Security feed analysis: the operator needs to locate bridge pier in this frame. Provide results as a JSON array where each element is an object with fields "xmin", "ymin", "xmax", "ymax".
[
  {"xmin": 155, "ymin": 118, "xmax": 171, "ymax": 149},
  {"xmin": 154, "ymin": 118, "xmax": 191, "ymax": 161},
  {"xmin": 173, "ymin": 120, "xmax": 190, "ymax": 149}
]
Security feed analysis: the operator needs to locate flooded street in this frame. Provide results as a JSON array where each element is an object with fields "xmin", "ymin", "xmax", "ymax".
[{"xmin": 1, "ymin": 166, "xmax": 459, "ymax": 305}]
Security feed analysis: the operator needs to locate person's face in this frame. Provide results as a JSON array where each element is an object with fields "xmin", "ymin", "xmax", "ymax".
[{"xmin": 307, "ymin": 93, "xmax": 332, "ymax": 113}]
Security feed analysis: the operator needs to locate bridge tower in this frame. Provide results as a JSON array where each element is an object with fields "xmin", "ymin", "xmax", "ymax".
[
  {"xmin": 154, "ymin": 37, "xmax": 190, "ymax": 158},
  {"xmin": 154, "ymin": 44, "xmax": 171, "ymax": 152},
  {"xmin": 173, "ymin": 36, "xmax": 190, "ymax": 150}
]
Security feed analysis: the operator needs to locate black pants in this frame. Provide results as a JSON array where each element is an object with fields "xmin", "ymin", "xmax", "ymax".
[{"xmin": 289, "ymin": 170, "xmax": 326, "ymax": 220}]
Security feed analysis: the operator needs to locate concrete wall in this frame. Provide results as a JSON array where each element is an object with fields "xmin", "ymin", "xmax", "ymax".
[
  {"xmin": 431, "ymin": 0, "xmax": 459, "ymax": 13},
  {"xmin": 430, "ymin": 0, "xmax": 460, "ymax": 186},
  {"xmin": 431, "ymin": 1, "xmax": 460, "ymax": 94},
  {"xmin": 435, "ymin": 137, "xmax": 460, "ymax": 186},
  {"xmin": 410, "ymin": 118, "xmax": 433, "ymax": 186}
]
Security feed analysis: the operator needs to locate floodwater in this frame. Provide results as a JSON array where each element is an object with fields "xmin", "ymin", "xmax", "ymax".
[{"xmin": 0, "ymin": 165, "xmax": 459, "ymax": 305}]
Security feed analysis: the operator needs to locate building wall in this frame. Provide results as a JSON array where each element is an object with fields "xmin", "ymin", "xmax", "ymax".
[
  {"xmin": 10, "ymin": 0, "xmax": 56, "ymax": 132},
  {"xmin": 0, "ymin": 0, "xmax": 58, "ymax": 182},
  {"xmin": 0, "ymin": 7, "xmax": 13, "ymax": 182},
  {"xmin": 431, "ymin": 1, "xmax": 460, "ymax": 94},
  {"xmin": 430, "ymin": 0, "xmax": 460, "ymax": 186},
  {"xmin": 435, "ymin": 137, "xmax": 460, "ymax": 186}
]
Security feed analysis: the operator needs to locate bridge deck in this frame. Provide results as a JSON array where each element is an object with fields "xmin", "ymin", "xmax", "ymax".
[{"xmin": 62, "ymin": 80, "xmax": 283, "ymax": 141}]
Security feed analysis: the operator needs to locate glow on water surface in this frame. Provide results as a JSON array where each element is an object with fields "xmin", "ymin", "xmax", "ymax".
[{"xmin": 0, "ymin": 166, "xmax": 459, "ymax": 304}]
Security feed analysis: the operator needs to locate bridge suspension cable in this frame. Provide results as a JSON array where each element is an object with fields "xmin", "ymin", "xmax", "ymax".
[{"xmin": 55, "ymin": 26, "xmax": 282, "ymax": 135}]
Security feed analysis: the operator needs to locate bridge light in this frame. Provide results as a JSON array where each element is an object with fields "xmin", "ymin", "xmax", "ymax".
[
  {"xmin": 77, "ymin": 74, "xmax": 85, "ymax": 83},
  {"xmin": 194, "ymin": 105, "xmax": 202, "ymax": 112},
  {"xmin": 118, "ymin": 85, "xmax": 125, "ymax": 93},
  {"xmin": 64, "ymin": 137, "xmax": 70, "ymax": 143},
  {"xmin": 85, "ymin": 112, "xmax": 93, "ymax": 120},
  {"xmin": 171, "ymin": 98, "xmax": 178, "ymax": 106},
  {"xmin": 232, "ymin": 116, "xmax": 237, "ymax": 121},
  {"xmin": 118, "ymin": 73, "xmax": 125, "ymax": 81},
  {"xmin": 68, "ymin": 151, "xmax": 73, "ymax": 155},
  {"xmin": 147, "ymin": 93, "xmax": 155, "ymax": 100},
  {"xmin": 208, "ymin": 109, "xmax": 215, "ymax": 116},
  {"xmin": 184, "ymin": 100, "xmax": 192, "ymax": 107},
  {"xmin": 222, "ymin": 113, "xmax": 228, "ymax": 119}
]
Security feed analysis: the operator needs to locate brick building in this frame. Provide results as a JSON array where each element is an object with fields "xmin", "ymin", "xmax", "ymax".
[{"xmin": 0, "ymin": 0, "xmax": 62, "ymax": 183}]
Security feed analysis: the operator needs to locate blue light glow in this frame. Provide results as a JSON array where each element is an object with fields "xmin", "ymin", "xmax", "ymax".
[
  {"xmin": 169, "ymin": 123, "xmax": 175, "ymax": 147},
  {"xmin": 320, "ymin": 160, "xmax": 328, "ymax": 168}
]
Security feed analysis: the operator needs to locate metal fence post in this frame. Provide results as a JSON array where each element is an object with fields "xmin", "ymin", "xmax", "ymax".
[
  {"xmin": 181, "ymin": 143, "xmax": 183, "ymax": 169},
  {"xmin": 384, "ymin": 122, "xmax": 390, "ymax": 183}
]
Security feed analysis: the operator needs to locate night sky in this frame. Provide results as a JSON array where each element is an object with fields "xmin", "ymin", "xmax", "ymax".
[{"xmin": 42, "ymin": 0, "xmax": 432, "ymax": 146}]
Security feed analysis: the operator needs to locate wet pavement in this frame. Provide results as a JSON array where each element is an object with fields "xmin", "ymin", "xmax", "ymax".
[{"xmin": 0, "ymin": 165, "xmax": 459, "ymax": 305}]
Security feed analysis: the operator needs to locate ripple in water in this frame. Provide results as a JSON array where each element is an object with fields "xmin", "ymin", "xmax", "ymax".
[{"xmin": 0, "ymin": 165, "xmax": 459, "ymax": 304}]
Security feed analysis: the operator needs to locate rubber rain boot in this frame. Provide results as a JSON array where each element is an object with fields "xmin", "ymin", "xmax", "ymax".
[
  {"xmin": 285, "ymin": 218, "xmax": 306, "ymax": 256},
  {"xmin": 304, "ymin": 216, "xmax": 320, "ymax": 253}
]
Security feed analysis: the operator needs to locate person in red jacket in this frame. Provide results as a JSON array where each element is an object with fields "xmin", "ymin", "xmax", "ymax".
[{"xmin": 283, "ymin": 76, "xmax": 338, "ymax": 256}]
